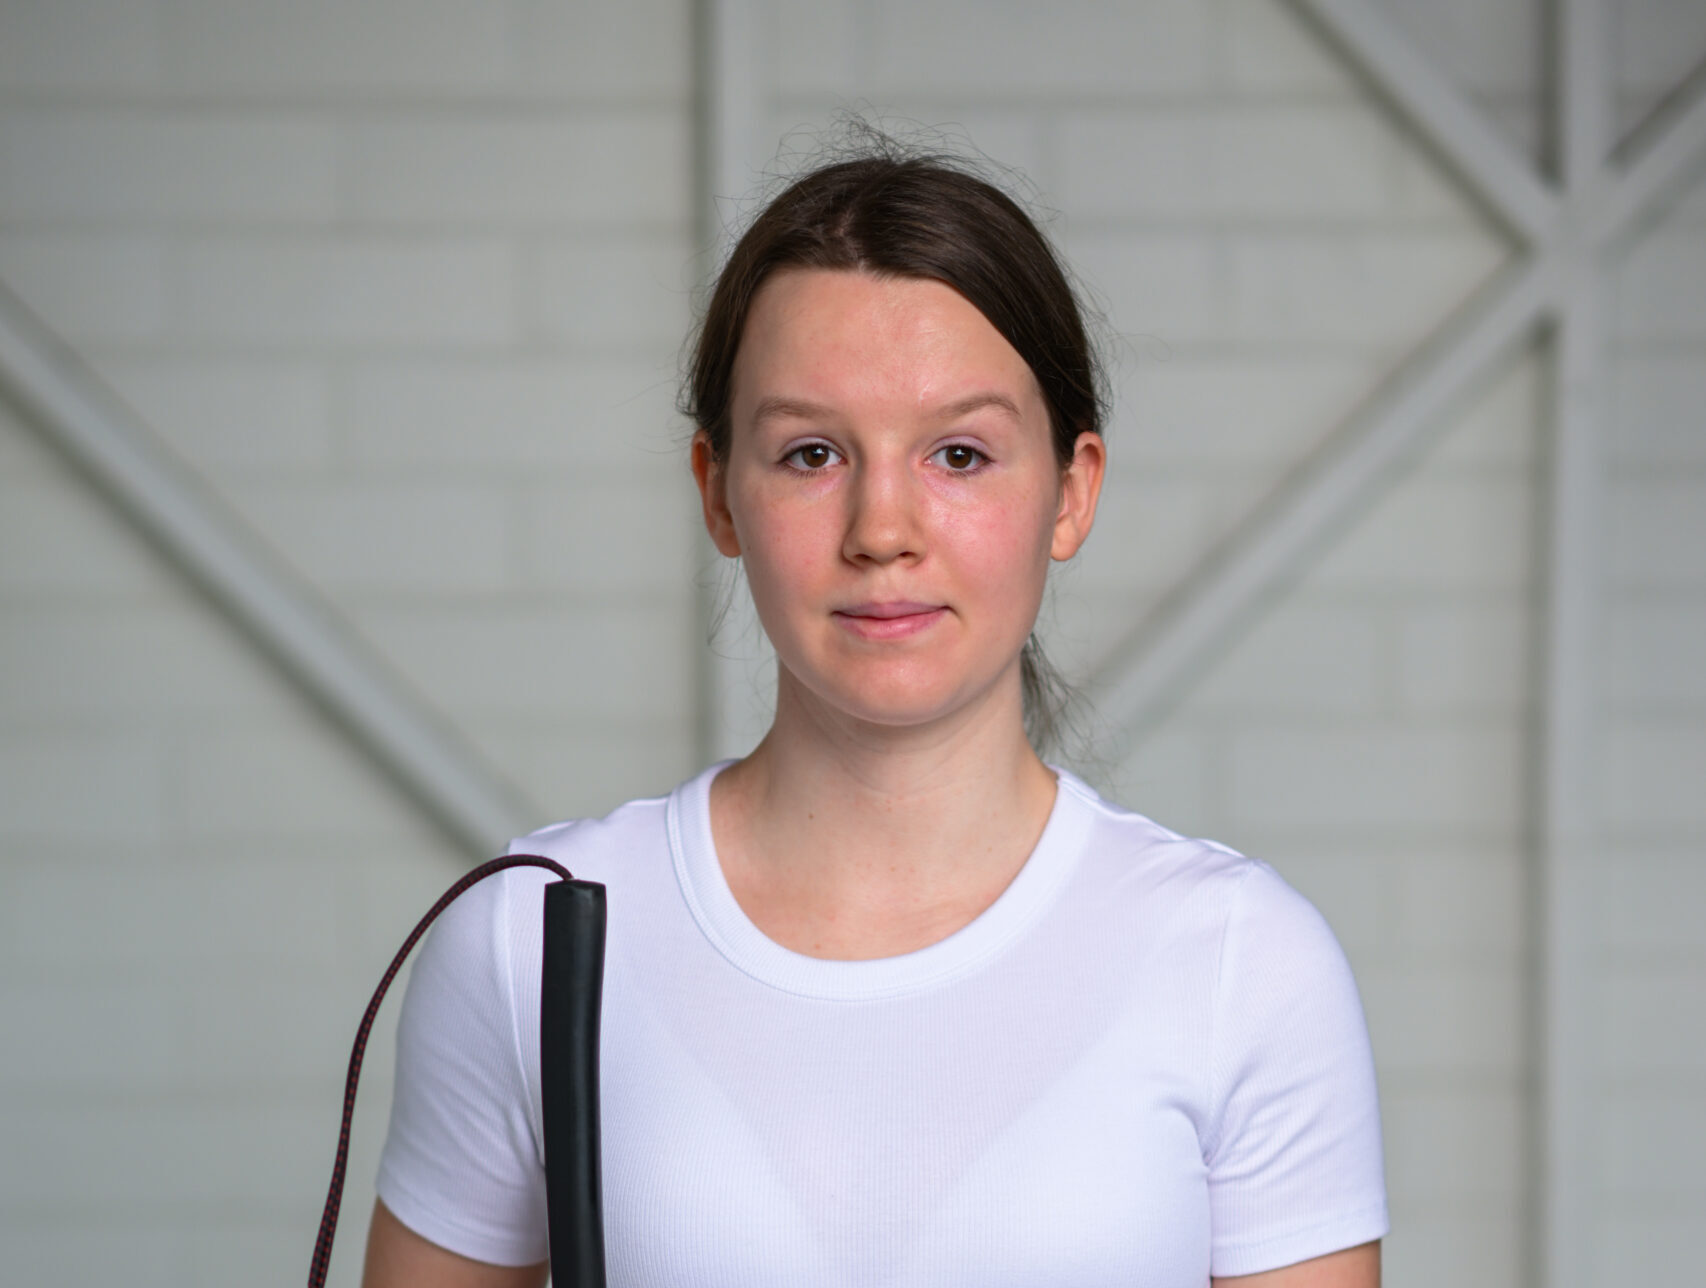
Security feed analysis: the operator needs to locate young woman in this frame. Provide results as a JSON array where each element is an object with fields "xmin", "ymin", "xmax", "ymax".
[{"xmin": 363, "ymin": 152, "xmax": 1388, "ymax": 1288}]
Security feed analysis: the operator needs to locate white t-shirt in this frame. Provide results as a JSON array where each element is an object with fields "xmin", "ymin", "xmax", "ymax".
[{"xmin": 377, "ymin": 764, "xmax": 1387, "ymax": 1284}]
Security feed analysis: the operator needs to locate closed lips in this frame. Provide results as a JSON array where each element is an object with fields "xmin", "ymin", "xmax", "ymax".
[
  {"xmin": 836, "ymin": 603, "xmax": 942, "ymax": 619},
  {"xmin": 831, "ymin": 604, "xmax": 948, "ymax": 638}
]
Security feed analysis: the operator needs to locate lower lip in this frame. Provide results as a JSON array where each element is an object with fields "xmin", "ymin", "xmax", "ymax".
[{"xmin": 832, "ymin": 608, "xmax": 946, "ymax": 640}]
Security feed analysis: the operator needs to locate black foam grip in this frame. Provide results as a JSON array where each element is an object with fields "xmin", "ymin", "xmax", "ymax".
[{"xmin": 541, "ymin": 878, "xmax": 608, "ymax": 1288}]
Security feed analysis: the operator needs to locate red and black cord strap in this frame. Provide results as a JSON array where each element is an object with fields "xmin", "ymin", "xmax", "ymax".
[{"xmin": 307, "ymin": 854, "xmax": 571, "ymax": 1288}]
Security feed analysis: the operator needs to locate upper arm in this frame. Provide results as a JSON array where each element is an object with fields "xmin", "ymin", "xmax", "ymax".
[
  {"xmin": 363, "ymin": 1198, "xmax": 549, "ymax": 1288},
  {"xmin": 376, "ymin": 869, "xmax": 552, "ymax": 1265},
  {"xmin": 1213, "ymin": 1239, "xmax": 1380, "ymax": 1288},
  {"xmin": 1205, "ymin": 864, "xmax": 1388, "ymax": 1274}
]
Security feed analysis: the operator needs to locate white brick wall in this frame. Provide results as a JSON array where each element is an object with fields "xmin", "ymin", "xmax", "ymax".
[
  {"xmin": 0, "ymin": 1, "xmax": 162, "ymax": 93},
  {"xmin": 0, "ymin": 234, "xmax": 171, "ymax": 344},
  {"xmin": 344, "ymin": 112, "xmax": 688, "ymax": 225},
  {"xmin": 1223, "ymin": 0, "xmax": 1363, "ymax": 94},
  {"xmin": 865, "ymin": 0, "xmax": 1215, "ymax": 97},
  {"xmin": 97, "ymin": 358, "xmax": 334, "ymax": 468},
  {"xmin": 158, "ymin": 0, "xmax": 513, "ymax": 97},
  {"xmin": 511, "ymin": 0, "xmax": 692, "ymax": 100},
  {"xmin": 177, "ymin": 237, "xmax": 519, "ymax": 347},
  {"xmin": 2, "ymin": 2, "xmax": 1702, "ymax": 1285},
  {"xmin": 0, "ymin": 2, "xmax": 694, "ymax": 1282},
  {"xmin": 1610, "ymin": 354, "xmax": 1706, "ymax": 464},
  {"xmin": 1225, "ymin": 230, "xmax": 1502, "ymax": 349},
  {"xmin": 0, "ymin": 112, "xmax": 341, "ymax": 223},
  {"xmin": 536, "ymin": 232, "xmax": 698, "ymax": 346},
  {"xmin": 339, "ymin": 358, "xmax": 684, "ymax": 465},
  {"xmin": 1613, "ymin": 223, "xmax": 1706, "ymax": 343},
  {"xmin": 1594, "ymin": 49, "xmax": 1706, "ymax": 1282}
]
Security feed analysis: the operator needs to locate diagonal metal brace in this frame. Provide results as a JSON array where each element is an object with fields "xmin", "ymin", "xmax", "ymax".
[
  {"xmin": 1291, "ymin": 0, "xmax": 1560, "ymax": 244},
  {"xmin": 1089, "ymin": 256, "xmax": 1555, "ymax": 741},
  {"xmin": 0, "ymin": 280, "xmax": 538, "ymax": 857}
]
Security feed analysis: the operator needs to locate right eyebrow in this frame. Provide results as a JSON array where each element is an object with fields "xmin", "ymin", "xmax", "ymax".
[{"xmin": 750, "ymin": 395, "xmax": 838, "ymax": 426}]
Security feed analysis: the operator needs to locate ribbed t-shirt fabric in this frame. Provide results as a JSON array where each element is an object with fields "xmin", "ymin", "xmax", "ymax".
[{"xmin": 376, "ymin": 764, "xmax": 1388, "ymax": 1283}]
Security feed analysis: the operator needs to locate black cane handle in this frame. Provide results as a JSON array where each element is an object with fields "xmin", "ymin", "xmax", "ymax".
[
  {"xmin": 542, "ymin": 877, "xmax": 608, "ymax": 1287},
  {"xmin": 308, "ymin": 855, "xmax": 607, "ymax": 1288}
]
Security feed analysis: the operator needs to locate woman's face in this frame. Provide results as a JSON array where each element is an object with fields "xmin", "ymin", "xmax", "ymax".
[{"xmin": 694, "ymin": 269, "xmax": 1104, "ymax": 735}]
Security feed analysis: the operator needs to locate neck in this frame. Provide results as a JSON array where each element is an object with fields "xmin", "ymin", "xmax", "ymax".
[{"xmin": 709, "ymin": 662, "xmax": 1059, "ymax": 958}]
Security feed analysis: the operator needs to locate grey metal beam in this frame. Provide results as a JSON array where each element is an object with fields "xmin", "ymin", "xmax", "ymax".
[
  {"xmin": 0, "ymin": 280, "xmax": 537, "ymax": 858},
  {"xmin": 1089, "ymin": 255, "xmax": 1556, "ymax": 741},
  {"xmin": 1539, "ymin": 7, "xmax": 1610, "ymax": 1285},
  {"xmin": 697, "ymin": 0, "xmax": 776, "ymax": 764},
  {"xmin": 1598, "ymin": 60, "xmax": 1706, "ymax": 245},
  {"xmin": 1537, "ymin": 268, "xmax": 1604, "ymax": 1288},
  {"xmin": 700, "ymin": 0, "xmax": 767, "ymax": 259},
  {"xmin": 1561, "ymin": 0, "xmax": 1612, "ymax": 195},
  {"xmin": 1291, "ymin": 0, "xmax": 1560, "ymax": 244}
]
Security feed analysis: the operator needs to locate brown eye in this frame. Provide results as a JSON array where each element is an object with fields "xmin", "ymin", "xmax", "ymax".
[
  {"xmin": 785, "ymin": 442, "xmax": 839, "ymax": 470},
  {"xmin": 936, "ymin": 444, "xmax": 986, "ymax": 471}
]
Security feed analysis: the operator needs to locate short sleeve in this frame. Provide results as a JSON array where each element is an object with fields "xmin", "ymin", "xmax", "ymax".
[
  {"xmin": 375, "ymin": 869, "xmax": 551, "ymax": 1267},
  {"xmin": 1204, "ymin": 862, "xmax": 1389, "ymax": 1277}
]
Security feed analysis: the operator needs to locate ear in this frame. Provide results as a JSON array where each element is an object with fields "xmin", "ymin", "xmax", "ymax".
[
  {"xmin": 691, "ymin": 430, "xmax": 742, "ymax": 557},
  {"xmin": 1051, "ymin": 430, "xmax": 1105, "ymax": 562}
]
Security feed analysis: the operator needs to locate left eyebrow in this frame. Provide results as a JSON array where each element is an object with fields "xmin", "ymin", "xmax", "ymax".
[{"xmin": 933, "ymin": 391, "xmax": 1024, "ymax": 422}]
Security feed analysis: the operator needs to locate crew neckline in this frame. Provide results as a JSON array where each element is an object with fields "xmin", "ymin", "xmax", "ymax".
[{"xmin": 666, "ymin": 761, "xmax": 1096, "ymax": 1001}]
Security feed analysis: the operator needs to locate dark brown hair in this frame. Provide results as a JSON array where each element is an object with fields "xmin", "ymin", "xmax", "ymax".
[
  {"xmin": 683, "ymin": 148, "xmax": 1104, "ymax": 753},
  {"xmin": 684, "ymin": 153, "xmax": 1105, "ymax": 465}
]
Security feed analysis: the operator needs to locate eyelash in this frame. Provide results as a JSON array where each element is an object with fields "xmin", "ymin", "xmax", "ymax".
[{"xmin": 779, "ymin": 442, "xmax": 992, "ymax": 474}]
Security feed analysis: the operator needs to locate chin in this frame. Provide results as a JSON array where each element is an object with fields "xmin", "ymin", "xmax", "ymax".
[
  {"xmin": 789, "ymin": 662, "xmax": 1008, "ymax": 734},
  {"xmin": 841, "ymin": 697, "xmax": 961, "ymax": 732}
]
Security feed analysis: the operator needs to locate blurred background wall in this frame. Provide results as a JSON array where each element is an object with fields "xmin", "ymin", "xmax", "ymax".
[{"xmin": 0, "ymin": 1, "xmax": 1701, "ymax": 1285}]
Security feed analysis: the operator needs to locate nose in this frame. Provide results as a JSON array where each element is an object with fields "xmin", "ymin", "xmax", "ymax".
[{"xmin": 842, "ymin": 456, "xmax": 923, "ymax": 566}]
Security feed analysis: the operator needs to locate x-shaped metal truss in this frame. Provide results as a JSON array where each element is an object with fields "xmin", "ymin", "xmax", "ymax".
[{"xmin": 1086, "ymin": 4, "xmax": 1706, "ymax": 1282}]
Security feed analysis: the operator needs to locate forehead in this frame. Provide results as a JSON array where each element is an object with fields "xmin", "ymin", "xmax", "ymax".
[{"xmin": 731, "ymin": 269, "xmax": 1041, "ymax": 414}]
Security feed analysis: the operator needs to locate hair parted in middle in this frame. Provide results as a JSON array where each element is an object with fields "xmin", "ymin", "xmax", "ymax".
[
  {"xmin": 683, "ymin": 146, "xmax": 1107, "ymax": 468},
  {"xmin": 682, "ymin": 139, "xmax": 1106, "ymax": 756}
]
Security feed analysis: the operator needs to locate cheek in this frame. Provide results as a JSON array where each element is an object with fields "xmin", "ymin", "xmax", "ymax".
[
  {"xmin": 729, "ymin": 484, "xmax": 838, "ymax": 595},
  {"xmin": 930, "ymin": 487, "xmax": 1058, "ymax": 596},
  {"xmin": 941, "ymin": 470, "xmax": 1058, "ymax": 554}
]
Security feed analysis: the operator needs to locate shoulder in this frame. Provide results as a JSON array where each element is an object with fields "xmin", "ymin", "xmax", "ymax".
[
  {"xmin": 1056, "ymin": 772, "xmax": 1353, "ymax": 989},
  {"xmin": 411, "ymin": 777, "xmax": 686, "ymax": 990},
  {"xmin": 504, "ymin": 776, "xmax": 685, "ymax": 885},
  {"xmin": 1059, "ymin": 769, "xmax": 1246, "ymax": 871},
  {"xmin": 1056, "ymin": 770, "xmax": 1268, "ymax": 922}
]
